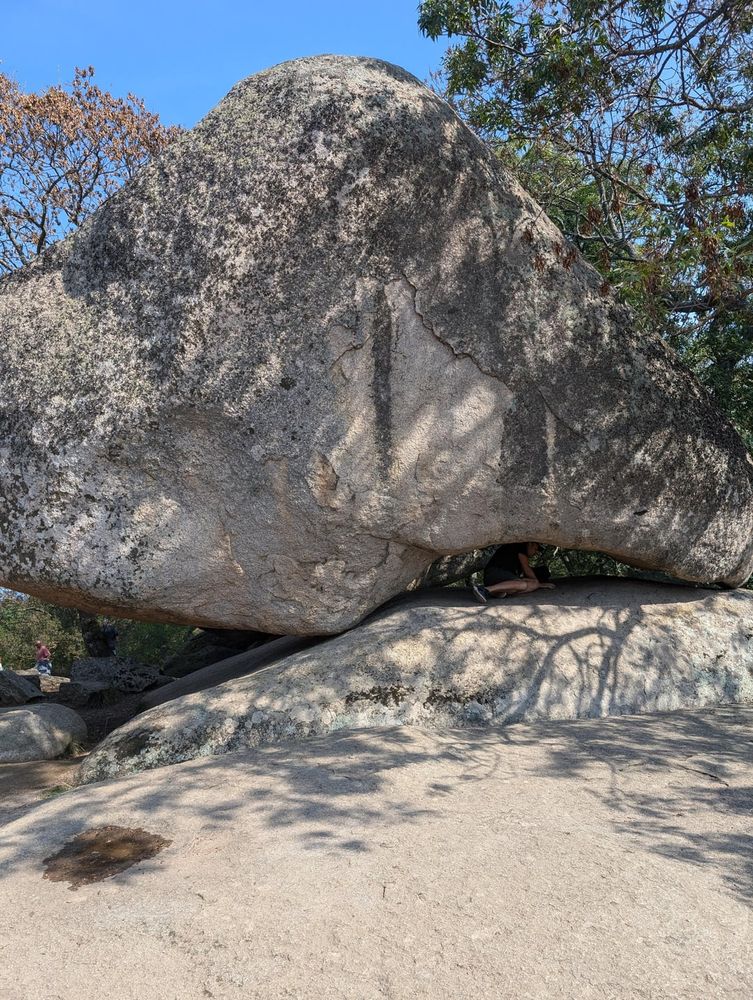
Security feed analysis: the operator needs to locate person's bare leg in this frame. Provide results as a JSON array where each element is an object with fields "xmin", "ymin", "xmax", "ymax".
[{"xmin": 487, "ymin": 579, "xmax": 555, "ymax": 597}]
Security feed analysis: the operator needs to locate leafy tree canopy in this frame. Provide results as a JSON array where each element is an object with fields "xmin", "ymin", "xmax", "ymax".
[
  {"xmin": 0, "ymin": 66, "xmax": 180, "ymax": 273},
  {"xmin": 420, "ymin": 0, "xmax": 753, "ymax": 447},
  {"xmin": 0, "ymin": 591, "xmax": 189, "ymax": 674},
  {"xmin": 0, "ymin": 593, "xmax": 85, "ymax": 673}
]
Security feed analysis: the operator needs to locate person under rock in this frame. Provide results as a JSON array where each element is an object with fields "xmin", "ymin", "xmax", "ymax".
[
  {"xmin": 101, "ymin": 620, "xmax": 119, "ymax": 656},
  {"xmin": 34, "ymin": 640, "xmax": 53, "ymax": 675},
  {"xmin": 470, "ymin": 542, "xmax": 555, "ymax": 604}
]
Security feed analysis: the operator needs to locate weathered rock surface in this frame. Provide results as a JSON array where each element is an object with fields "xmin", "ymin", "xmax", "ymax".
[
  {"xmin": 15, "ymin": 669, "xmax": 71, "ymax": 696},
  {"xmin": 58, "ymin": 678, "xmax": 118, "ymax": 708},
  {"xmin": 79, "ymin": 580, "xmax": 753, "ymax": 783},
  {"xmin": 69, "ymin": 657, "xmax": 168, "ymax": 694},
  {"xmin": 3, "ymin": 709, "xmax": 753, "ymax": 999},
  {"xmin": 0, "ymin": 703, "xmax": 86, "ymax": 762},
  {"xmin": 0, "ymin": 757, "xmax": 80, "ymax": 826},
  {"xmin": 0, "ymin": 670, "xmax": 45, "ymax": 706},
  {"xmin": 162, "ymin": 628, "xmax": 271, "ymax": 679},
  {"xmin": 2, "ymin": 56, "xmax": 752, "ymax": 634},
  {"xmin": 140, "ymin": 635, "xmax": 321, "ymax": 711}
]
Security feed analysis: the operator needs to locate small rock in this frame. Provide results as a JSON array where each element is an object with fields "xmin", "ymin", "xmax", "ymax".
[
  {"xmin": 16, "ymin": 670, "xmax": 71, "ymax": 696},
  {"xmin": 0, "ymin": 671, "xmax": 45, "ymax": 706},
  {"xmin": 0, "ymin": 703, "xmax": 87, "ymax": 762}
]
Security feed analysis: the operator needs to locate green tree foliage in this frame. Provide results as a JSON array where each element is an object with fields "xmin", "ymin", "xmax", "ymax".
[
  {"xmin": 110, "ymin": 618, "xmax": 191, "ymax": 668},
  {"xmin": 0, "ymin": 593, "xmax": 86, "ymax": 673},
  {"xmin": 0, "ymin": 66, "xmax": 180, "ymax": 273},
  {"xmin": 0, "ymin": 591, "xmax": 189, "ymax": 674},
  {"xmin": 420, "ymin": 1, "xmax": 753, "ymax": 447}
]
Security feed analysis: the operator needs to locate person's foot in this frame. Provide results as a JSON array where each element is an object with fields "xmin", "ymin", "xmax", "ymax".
[{"xmin": 470, "ymin": 582, "xmax": 491, "ymax": 604}]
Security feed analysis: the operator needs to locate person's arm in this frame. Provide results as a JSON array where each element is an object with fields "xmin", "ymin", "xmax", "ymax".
[{"xmin": 518, "ymin": 552, "xmax": 538, "ymax": 581}]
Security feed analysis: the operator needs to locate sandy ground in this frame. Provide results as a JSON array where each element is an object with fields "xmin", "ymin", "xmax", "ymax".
[{"xmin": 0, "ymin": 707, "xmax": 751, "ymax": 999}]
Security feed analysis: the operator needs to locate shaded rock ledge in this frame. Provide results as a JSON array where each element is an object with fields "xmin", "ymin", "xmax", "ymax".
[
  {"xmin": 78, "ymin": 579, "xmax": 753, "ymax": 784},
  {"xmin": 3, "ymin": 709, "xmax": 753, "ymax": 998}
]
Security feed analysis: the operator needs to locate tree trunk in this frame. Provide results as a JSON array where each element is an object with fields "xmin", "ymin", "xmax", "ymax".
[{"xmin": 78, "ymin": 611, "xmax": 110, "ymax": 657}]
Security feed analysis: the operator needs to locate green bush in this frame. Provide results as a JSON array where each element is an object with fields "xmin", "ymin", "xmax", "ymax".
[
  {"xmin": 0, "ymin": 591, "xmax": 191, "ymax": 673},
  {"xmin": 0, "ymin": 594, "xmax": 85, "ymax": 673}
]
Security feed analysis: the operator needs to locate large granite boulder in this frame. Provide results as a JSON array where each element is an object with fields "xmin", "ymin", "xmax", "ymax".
[
  {"xmin": 78, "ymin": 579, "xmax": 753, "ymax": 783},
  {"xmin": 1, "ymin": 56, "xmax": 752, "ymax": 634},
  {"xmin": 0, "ymin": 703, "xmax": 86, "ymax": 762}
]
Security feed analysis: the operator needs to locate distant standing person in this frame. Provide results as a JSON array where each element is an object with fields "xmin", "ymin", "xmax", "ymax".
[
  {"xmin": 101, "ymin": 620, "xmax": 119, "ymax": 656},
  {"xmin": 34, "ymin": 640, "xmax": 52, "ymax": 675},
  {"xmin": 471, "ymin": 542, "xmax": 555, "ymax": 604}
]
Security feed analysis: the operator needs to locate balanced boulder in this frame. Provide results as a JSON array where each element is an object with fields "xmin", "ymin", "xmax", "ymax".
[
  {"xmin": 1, "ymin": 56, "xmax": 752, "ymax": 634},
  {"xmin": 78, "ymin": 580, "xmax": 753, "ymax": 783}
]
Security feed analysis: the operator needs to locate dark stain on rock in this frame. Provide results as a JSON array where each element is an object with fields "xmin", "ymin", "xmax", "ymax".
[
  {"xmin": 345, "ymin": 683, "xmax": 414, "ymax": 707},
  {"xmin": 113, "ymin": 726, "xmax": 160, "ymax": 762},
  {"xmin": 368, "ymin": 286, "xmax": 393, "ymax": 478},
  {"xmin": 423, "ymin": 686, "xmax": 498, "ymax": 708},
  {"xmin": 42, "ymin": 825, "xmax": 171, "ymax": 891}
]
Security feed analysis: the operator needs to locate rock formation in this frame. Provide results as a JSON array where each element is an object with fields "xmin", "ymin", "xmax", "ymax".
[
  {"xmin": 78, "ymin": 580, "xmax": 753, "ymax": 783},
  {"xmin": 0, "ymin": 670, "xmax": 45, "ymax": 706},
  {"xmin": 15, "ymin": 670, "xmax": 71, "ymax": 696},
  {"xmin": 0, "ymin": 703, "xmax": 86, "ymax": 762},
  {"xmin": 140, "ymin": 635, "xmax": 320, "ymax": 710},
  {"xmin": 69, "ymin": 657, "xmax": 170, "ymax": 694},
  {"xmin": 1, "ymin": 56, "xmax": 752, "ymax": 633},
  {"xmin": 4, "ymin": 709, "xmax": 753, "ymax": 999}
]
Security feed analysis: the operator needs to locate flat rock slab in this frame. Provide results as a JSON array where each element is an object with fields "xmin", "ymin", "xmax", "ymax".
[
  {"xmin": 15, "ymin": 669, "xmax": 71, "ymax": 696},
  {"xmin": 0, "ymin": 703, "xmax": 87, "ymax": 763},
  {"xmin": 80, "ymin": 579, "xmax": 753, "ymax": 783},
  {"xmin": 1, "ymin": 708, "xmax": 752, "ymax": 999}
]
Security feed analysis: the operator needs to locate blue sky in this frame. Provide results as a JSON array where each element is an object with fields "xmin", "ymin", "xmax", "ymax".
[{"xmin": 2, "ymin": 1, "xmax": 445, "ymax": 128}]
